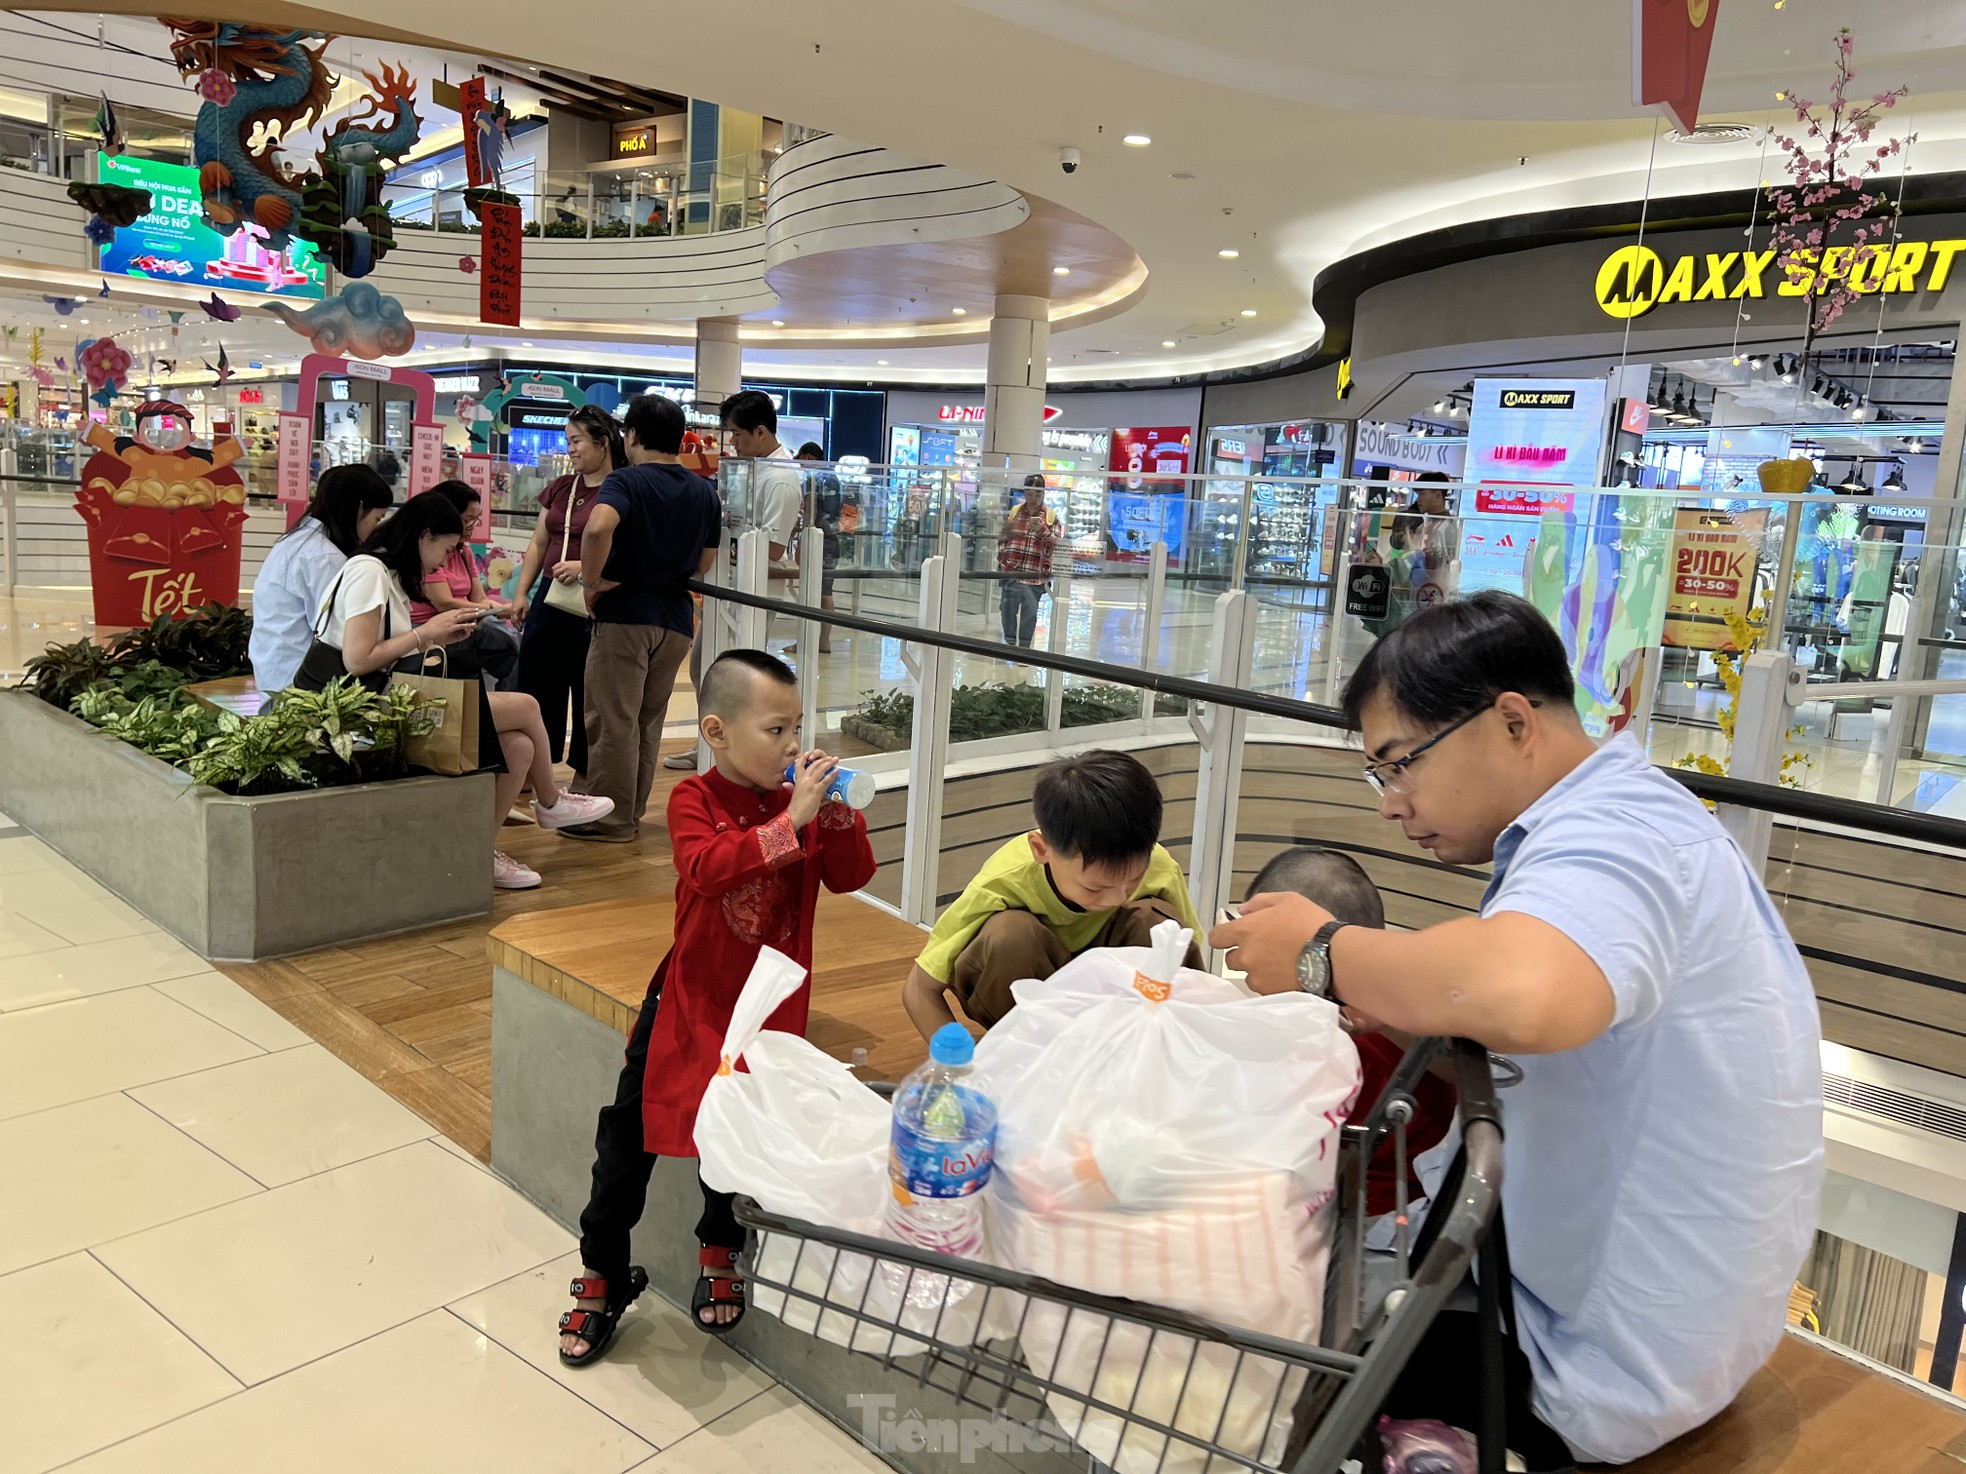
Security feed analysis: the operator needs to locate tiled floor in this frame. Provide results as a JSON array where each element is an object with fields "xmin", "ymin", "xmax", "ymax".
[{"xmin": 0, "ymin": 816, "xmax": 888, "ymax": 1474}]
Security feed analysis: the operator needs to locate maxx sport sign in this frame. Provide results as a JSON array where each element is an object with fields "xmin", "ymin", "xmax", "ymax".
[{"xmin": 1592, "ymin": 240, "xmax": 1966, "ymax": 319}]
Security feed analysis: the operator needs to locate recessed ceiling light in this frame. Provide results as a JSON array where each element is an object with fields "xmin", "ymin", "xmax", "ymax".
[
  {"xmin": 1218, "ymin": 248, "xmax": 1240, "ymax": 259},
  {"xmin": 951, "ymin": 307, "xmax": 967, "ymax": 316},
  {"xmin": 1170, "ymin": 171, "xmax": 1195, "ymax": 180},
  {"xmin": 521, "ymin": 341, "xmax": 534, "ymax": 347},
  {"xmin": 1240, "ymin": 308, "xmax": 1258, "ymax": 317},
  {"xmin": 771, "ymin": 319, "xmax": 785, "ymax": 327},
  {"xmin": 876, "ymin": 359, "xmax": 889, "ymax": 366},
  {"xmin": 1161, "ymin": 340, "xmax": 1177, "ymax": 349},
  {"xmin": 1053, "ymin": 266, "xmax": 1071, "ymax": 276},
  {"xmin": 1122, "ymin": 134, "xmax": 1151, "ymax": 147}
]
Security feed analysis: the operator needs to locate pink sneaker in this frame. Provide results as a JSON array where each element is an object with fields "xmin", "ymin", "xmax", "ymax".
[
  {"xmin": 533, "ymin": 792, "xmax": 617, "ymax": 831},
  {"xmin": 492, "ymin": 851, "xmax": 541, "ymax": 890}
]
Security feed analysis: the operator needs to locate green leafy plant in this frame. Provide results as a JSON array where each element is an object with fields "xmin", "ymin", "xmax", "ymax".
[
  {"xmin": 17, "ymin": 604, "xmax": 250, "ymax": 711},
  {"xmin": 847, "ymin": 682, "xmax": 1188, "ymax": 745},
  {"xmin": 185, "ymin": 709, "xmax": 325, "ymax": 795}
]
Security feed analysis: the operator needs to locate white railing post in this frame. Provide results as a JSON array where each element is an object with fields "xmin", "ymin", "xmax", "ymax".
[
  {"xmin": 1189, "ymin": 589, "xmax": 1258, "ymax": 926},
  {"xmin": 1044, "ymin": 543, "xmax": 1071, "ymax": 736},
  {"xmin": 1, "ymin": 445, "xmax": 16, "ymax": 597},
  {"xmin": 1139, "ymin": 539, "xmax": 1168, "ymax": 720},
  {"xmin": 797, "ymin": 524, "xmax": 824, "ymax": 740},
  {"xmin": 1717, "ymin": 650, "xmax": 1800, "ymax": 872},
  {"xmin": 901, "ymin": 552, "xmax": 959, "ymax": 926},
  {"xmin": 731, "ymin": 528, "xmax": 769, "ymax": 652}
]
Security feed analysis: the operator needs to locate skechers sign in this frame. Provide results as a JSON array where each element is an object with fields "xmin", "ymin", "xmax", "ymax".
[{"xmin": 1593, "ymin": 241, "xmax": 1966, "ymax": 319}]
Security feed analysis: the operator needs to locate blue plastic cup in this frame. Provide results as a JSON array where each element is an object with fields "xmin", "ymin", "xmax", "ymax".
[{"xmin": 785, "ymin": 761, "xmax": 877, "ymax": 810}]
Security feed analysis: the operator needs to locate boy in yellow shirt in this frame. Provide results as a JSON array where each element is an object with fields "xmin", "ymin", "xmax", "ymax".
[{"xmin": 902, "ymin": 749, "xmax": 1203, "ymax": 1037}]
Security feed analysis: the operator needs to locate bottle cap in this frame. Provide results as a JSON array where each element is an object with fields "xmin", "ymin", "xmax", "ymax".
[{"xmin": 929, "ymin": 1022, "xmax": 974, "ymax": 1066}]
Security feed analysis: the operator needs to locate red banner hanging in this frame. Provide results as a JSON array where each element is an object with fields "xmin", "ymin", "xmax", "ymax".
[
  {"xmin": 480, "ymin": 200, "xmax": 522, "ymax": 327},
  {"xmin": 1633, "ymin": 0, "xmax": 1721, "ymax": 135},
  {"xmin": 459, "ymin": 77, "xmax": 489, "ymax": 190}
]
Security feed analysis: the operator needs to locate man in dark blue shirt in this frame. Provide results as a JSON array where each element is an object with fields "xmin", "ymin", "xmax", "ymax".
[{"xmin": 565, "ymin": 394, "xmax": 721, "ymax": 842}]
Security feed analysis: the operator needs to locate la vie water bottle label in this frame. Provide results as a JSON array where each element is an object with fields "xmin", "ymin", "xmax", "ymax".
[{"xmin": 890, "ymin": 1120, "xmax": 995, "ymax": 1199}]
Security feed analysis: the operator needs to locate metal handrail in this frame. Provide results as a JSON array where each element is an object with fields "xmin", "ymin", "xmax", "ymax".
[{"xmin": 688, "ymin": 578, "xmax": 1966, "ymax": 855}]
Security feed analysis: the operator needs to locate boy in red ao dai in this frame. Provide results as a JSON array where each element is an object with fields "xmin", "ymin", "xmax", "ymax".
[{"xmin": 558, "ymin": 650, "xmax": 876, "ymax": 1363}]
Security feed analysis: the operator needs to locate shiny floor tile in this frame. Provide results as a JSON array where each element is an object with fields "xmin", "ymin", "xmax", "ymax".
[
  {"xmin": 0, "ymin": 988, "xmax": 262, "ymax": 1123},
  {"xmin": 0, "ymin": 1093, "xmax": 259, "ymax": 1277},
  {"xmin": 0, "ymin": 1252, "xmax": 240, "ymax": 1474},
  {"xmin": 129, "ymin": 1045, "xmax": 433, "ymax": 1188},
  {"xmin": 26, "ymin": 894, "xmax": 159, "ymax": 945},
  {"xmin": 0, "ymin": 911, "xmax": 67, "ymax": 961},
  {"xmin": 450, "ymin": 1253, "xmax": 776, "ymax": 1450},
  {"xmin": 0, "ymin": 933, "xmax": 214, "ymax": 1012},
  {"xmin": 0, "ymin": 865, "xmax": 110, "ymax": 912},
  {"xmin": 95, "ymin": 1140, "xmax": 572, "ymax": 1384},
  {"xmin": 56, "ymin": 1309, "xmax": 653, "ymax": 1474},
  {"xmin": 634, "ymin": 1384, "xmax": 887, "ymax": 1474},
  {"xmin": 152, "ymin": 971, "xmax": 311, "ymax": 1051}
]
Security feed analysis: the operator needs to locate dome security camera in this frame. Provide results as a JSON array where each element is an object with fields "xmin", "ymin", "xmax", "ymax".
[{"xmin": 1060, "ymin": 146, "xmax": 1081, "ymax": 175}]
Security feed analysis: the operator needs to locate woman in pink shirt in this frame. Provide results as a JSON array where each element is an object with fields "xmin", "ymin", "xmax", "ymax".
[{"xmin": 413, "ymin": 480, "xmax": 518, "ymax": 684}]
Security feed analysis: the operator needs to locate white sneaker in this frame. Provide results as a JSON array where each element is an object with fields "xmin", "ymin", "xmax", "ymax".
[
  {"xmin": 663, "ymin": 750, "xmax": 698, "ymax": 770},
  {"xmin": 492, "ymin": 851, "xmax": 541, "ymax": 890},
  {"xmin": 532, "ymin": 792, "xmax": 617, "ymax": 830}
]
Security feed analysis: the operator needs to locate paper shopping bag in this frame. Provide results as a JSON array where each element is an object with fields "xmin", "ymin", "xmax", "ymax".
[{"xmin": 390, "ymin": 665, "xmax": 483, "ymax": 776}]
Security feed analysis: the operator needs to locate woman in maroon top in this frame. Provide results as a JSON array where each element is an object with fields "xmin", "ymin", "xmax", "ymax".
[{"xmin": 511, "ymin": 406, "xmax": 627, "ymax": 781}]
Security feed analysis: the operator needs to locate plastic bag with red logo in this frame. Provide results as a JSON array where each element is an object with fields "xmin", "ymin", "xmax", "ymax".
[{"xmin": 972, "ymin": 920, "xmax": 1360, "ymax": 1474}]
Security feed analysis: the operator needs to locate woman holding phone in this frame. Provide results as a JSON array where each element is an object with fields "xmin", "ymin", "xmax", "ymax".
[{"xmin": 300, "ymin": 491, "xmax": 614, "ymax": 889}]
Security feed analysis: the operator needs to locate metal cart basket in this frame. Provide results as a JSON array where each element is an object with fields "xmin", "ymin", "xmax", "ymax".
[{"xmin": 732, "ymin": 1037, "xmax": 1515, "ymax": 1474}]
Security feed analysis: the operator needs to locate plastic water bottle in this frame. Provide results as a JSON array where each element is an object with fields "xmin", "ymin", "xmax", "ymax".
[
  {"xmin": 884, "ymin": 1023, "xmax": 996, "ymax": 1306},
  {"xmin": 784, "ymin": 761, "xmax": 877, "ymax": 809}
]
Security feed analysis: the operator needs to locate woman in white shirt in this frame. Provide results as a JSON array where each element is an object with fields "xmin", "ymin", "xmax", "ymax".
[
  {"xmin": 249, "ymin": 465, "xmax": 394, "ymax": 692},
  {"xmin": 301, "ymin": 491, "xmax": 615, "ymax": 890}
]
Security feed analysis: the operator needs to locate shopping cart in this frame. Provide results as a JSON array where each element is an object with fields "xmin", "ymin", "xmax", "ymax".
[{"xmin": 732, "ymin": 1036, "xmax": 1517, "ymax": 1474}]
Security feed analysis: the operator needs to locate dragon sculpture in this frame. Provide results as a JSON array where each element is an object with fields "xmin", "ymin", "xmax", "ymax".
[{"xmin": 160, "ymin": 21, "xmax": 421, "ymax": 278}]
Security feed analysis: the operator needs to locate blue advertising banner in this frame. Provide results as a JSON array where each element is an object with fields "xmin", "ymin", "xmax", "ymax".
[{"xmin": 96, "ymin": 152, "xmax": 326, "ymax": 299}]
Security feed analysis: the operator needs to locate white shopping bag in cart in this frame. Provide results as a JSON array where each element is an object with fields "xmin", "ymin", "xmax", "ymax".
[
  {"xmin": 693, "ymin": 947, "xmax": 994, "ymax": 1357},
  {"xmin": 973, "ymin": 921, "xmax": 1360, "ymax": 1474}
]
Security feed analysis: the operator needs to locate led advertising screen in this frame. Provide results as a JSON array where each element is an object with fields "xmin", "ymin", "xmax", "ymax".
[{"xmin": 96, "ymin": 152, "xmax": 327, "ymax": 299}]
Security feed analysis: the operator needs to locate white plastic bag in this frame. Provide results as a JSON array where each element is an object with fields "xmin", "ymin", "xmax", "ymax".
[
  {"xmin": 693, "ymin": 947, "xmax": 993, "ymax": 1356},
  {"xmin": 973, "ymin": 921, "xmax": 1360, "ymax": 1474}
]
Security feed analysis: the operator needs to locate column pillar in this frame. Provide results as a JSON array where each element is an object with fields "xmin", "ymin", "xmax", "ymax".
[
  {"xmin": 982, "ymin": 294, "xmax": 1049, "ymax": 473},
  {"xmin": 693, "ymin": 316, "xmax": 743, "ymax": 415}
]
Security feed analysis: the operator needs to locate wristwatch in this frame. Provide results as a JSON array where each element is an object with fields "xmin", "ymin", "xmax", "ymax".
[{"xmin": 1296, "ymin": 921, "xmax": 1349, "ymax": 999}]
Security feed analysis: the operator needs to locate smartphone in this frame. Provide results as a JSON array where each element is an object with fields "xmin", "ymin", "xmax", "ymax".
[{"xmin": 1215, "ymin": 904, "xmax": 1242, "ymax": 928}]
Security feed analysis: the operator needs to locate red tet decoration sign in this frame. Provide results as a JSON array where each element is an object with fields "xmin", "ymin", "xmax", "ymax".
[
  {"xmin": 480, "ymin": 200, "xmax": 522, "ymax": 327},
  {"xmin": 1634, "ymin": 0, "xmax": 1721, "ymax": 135},
  {"xmin": 458, "ymin": 77, "xmax": 489, "ymax": 190}
]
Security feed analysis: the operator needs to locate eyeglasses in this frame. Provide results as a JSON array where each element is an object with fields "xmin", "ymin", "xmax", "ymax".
[{"xmin": 1362, "ymin": 700, "xmax": 1539, "ymax": 797}]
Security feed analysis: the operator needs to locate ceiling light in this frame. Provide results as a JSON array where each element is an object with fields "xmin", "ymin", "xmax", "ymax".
[
  {"xmin": 1122, "ymin": 134, "xmax": 1151, "ymax": 147},
  {"xmin": 1053, "ymin": 266, "xmax": 1071, "ymax": 276},
  {"xmin": 1161, "ymin": 340, "xmax": 1177, "ymax": 348},
  {"xmin": 1218, "ymin": 248, "xmax": 1240, "ymax": 259},
  {"xmin": 1749, "ymin": 354, "xmax": 1766, "ymax": 370},
  {"xmin": 1433, "ymin": 398, "xmax": 1448, "ymax": 413},
  {"xmin": 79, "ymin": 318, "xmax": 90, "ymax": 325},
  {"xmin": 771, "ymin": 319, "xmax": 785, "ymax": 327},
  {"xmin": 1240, "ymin": 308, "xmax": 1257, "ymax": 317},
  {"xmin": 952, "ymin": 307, "xmax": 967, "ymax": 316},
  {"xmin": 876, "ymin": 359, "xmax": 889, "ymax": 366}
]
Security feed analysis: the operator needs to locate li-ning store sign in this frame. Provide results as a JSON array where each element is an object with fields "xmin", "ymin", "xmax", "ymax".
[
  {"xmin": 1594, "ymin": 240, "xmax": 1966, "ymax": 319},
  {"xmin": 937, "ymin": 404, "xmax": 1064, "ymax": 423}
]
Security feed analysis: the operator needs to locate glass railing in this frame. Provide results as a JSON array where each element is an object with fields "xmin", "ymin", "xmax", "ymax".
[
  {"xmin": 708, "ymin": 461, "xmax": 1966, "ymax": 817},
  {"xmin": 378, "ymin": 151, "xmax": 772, "ymax": 241}
]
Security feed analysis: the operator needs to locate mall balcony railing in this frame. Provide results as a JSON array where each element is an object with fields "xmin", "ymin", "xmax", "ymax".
[
  {"xmin": 378, "ymin": 151, "xmax": 773, "ymax": 240},
  {"xmin": 710, "ymin": 459, "xmax": 1966, "ymax": 823}
]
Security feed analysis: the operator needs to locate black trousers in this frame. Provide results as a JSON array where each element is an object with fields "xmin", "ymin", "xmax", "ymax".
[
  {"xmin": 1374, "ymin": 1303, "xmax": 1575, "ymax": 1473},
  {"xmin": 514, "ymin": 600, "xmax": 592, "ymax": 775},
  {"xmin": 577, "ymin": 979, "xmax": 742, "ymax": 1291}
]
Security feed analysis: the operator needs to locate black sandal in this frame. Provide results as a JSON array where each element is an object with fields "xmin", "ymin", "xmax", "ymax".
[
  {"xmin": 557, "ymin": 1267, "xmax": 648, "ymax": 1368},
  {"xmin": 691, "ymin": 1244, "xmax": 746, "ymax": 1336}
]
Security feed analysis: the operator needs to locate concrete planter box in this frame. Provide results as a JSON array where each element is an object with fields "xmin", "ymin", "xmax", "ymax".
[{"xmin": 0, "ymin": 692, "xmax": 496, "ymax": 961}]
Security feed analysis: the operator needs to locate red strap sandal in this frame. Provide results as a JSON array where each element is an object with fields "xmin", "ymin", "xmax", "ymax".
[
  {"xmin": 556, "ymin": 1266, "xmax": 648, "ymax": 1368},
  {"xmin": 691, "ymin": 1244, "xmax": 746, "ymax": 1336}
]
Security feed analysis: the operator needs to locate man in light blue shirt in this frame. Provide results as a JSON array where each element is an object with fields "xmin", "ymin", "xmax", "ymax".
[{"xmin": 1217, "ymin": 592, "xmax": 1822, "ymax": 1467}]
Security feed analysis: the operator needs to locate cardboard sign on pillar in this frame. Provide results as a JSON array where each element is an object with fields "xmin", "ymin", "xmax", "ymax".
[
  {"xmin": 276, "ymin": 411, "xmax": 312, "ymax": 529},
  {"xmin": 408, "ymin": 422, "xmax": 445, "ymax": 494},
  {"xmin": 460, "ymin": 453, "xmax": 494, "ymax": 503}
]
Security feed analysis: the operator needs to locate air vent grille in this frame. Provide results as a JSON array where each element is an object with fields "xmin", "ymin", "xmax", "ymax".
[
  {"xmin": 1823, "ymin": 1072, "xmax": 1966, "ymax": 1144},
  {"xmin": 1667, "ymin": 122, "xmax": 1760, "ymax": 145}
]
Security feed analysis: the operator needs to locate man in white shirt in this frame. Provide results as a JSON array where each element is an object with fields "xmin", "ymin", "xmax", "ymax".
[{"xmin": 665, "ymin": 390, "xmax": 804, "ymax": 772}]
